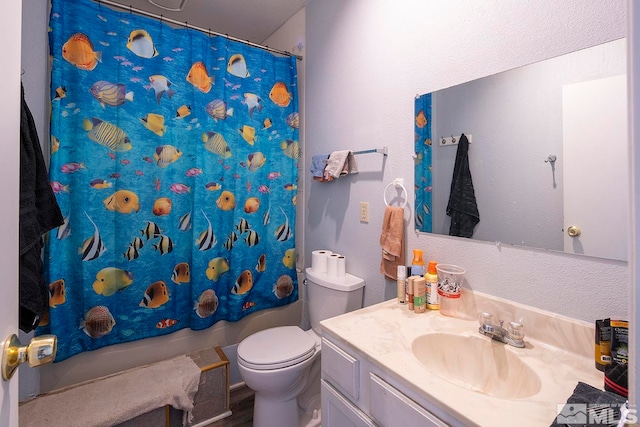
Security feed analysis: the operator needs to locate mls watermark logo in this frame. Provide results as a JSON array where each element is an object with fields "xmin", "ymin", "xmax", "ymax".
[
  {"xmin": 556, "ymin": 403, "xmax": 638, "ymax": 425},
  {"xmin": 557, "ymin": 403, "xmax": 588, "ymax": 424}
]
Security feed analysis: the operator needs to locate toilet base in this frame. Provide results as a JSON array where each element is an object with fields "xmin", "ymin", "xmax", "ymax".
[
  {"xmin": 299, "ymin": 407, "xmax": 321, "ymax": 427},
  {"xmin": 252, "ymin": 394, "xmax": 300, "ymax": 427}
]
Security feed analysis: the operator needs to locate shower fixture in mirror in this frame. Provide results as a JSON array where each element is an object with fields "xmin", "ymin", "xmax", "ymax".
[{"xmin": 415, "ymin": 38, "xmax": 628, "ymax": 261}]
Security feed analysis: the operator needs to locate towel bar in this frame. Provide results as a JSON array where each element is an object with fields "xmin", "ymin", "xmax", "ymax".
[
  {"xmin": 384, "ymin": 178, "xmax": 408, "ymax": 209},
  {"xmin": 353, "ymin": 147, "xmax": 388, "ymax": 156}
]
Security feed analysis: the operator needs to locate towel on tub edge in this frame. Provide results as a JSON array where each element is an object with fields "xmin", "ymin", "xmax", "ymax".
[{"xmin": 19, "ymin": 355, "xmax": 202, "ymax": 427}]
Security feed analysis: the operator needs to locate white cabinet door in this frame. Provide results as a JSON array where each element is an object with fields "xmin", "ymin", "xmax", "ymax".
[
  {"xmin": 321, "ymin": 380, "xmax": 376, "ymax": 427},
  {"xmin": 369, "ymin": 374, "xmax": 447, "ymax": 427}
]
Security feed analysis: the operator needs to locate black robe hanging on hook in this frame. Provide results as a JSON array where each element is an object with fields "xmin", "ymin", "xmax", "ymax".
[
  {"xmin": 19, "ymin": 83, "xmax": 64, "ymax": 332},
  {"xmin": 446, "ymin": 133, "xmax": 479, "ymax": 237}
]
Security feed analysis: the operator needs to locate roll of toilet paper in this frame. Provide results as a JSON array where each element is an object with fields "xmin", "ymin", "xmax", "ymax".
[
  {"xmin": 311, "ymin": 250, "xmax": 333, "ymax": 273},
  {"xmin": 336, "ymin": 255, "xmax": 346, "ymax": 277},
  {"xmin": 327, "ymin": 253, "xmax": 341, "ymax": 277}
]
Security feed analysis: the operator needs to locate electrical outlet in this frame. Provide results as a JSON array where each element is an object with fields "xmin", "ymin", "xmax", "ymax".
[{"xmin": 360, "ymin": 202, "xmax": 369, "ymax": 223}]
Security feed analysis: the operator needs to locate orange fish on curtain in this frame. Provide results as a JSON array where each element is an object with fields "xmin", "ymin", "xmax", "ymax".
[
  {"xmin": 187, "ymin": 61, "xmax": 215, "ymax": 93},
  {"xmin": 62, "ymin": 33, "xmax": 102, "ymax": 71},
  {"xmin": 41, "ymin": 0, "xmax": 300, "ymax": 361}
]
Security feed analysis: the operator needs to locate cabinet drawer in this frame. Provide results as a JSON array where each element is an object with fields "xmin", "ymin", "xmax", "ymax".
[
  {"xmin": 321, "ymin": 380, "xmax": 376, "ymax": 427},
  {"xmin": 321, "ymin": 338, "xmax": 360, "ymax": 401},
  {"xmin": 369, "ymin": 374, "xmax": 447, "ymax": 427}
]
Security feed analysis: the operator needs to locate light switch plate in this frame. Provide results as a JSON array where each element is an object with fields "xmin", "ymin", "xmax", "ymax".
[{"xmin": 360, "ymin": 202, "xmax": 369, "ymax": 223}]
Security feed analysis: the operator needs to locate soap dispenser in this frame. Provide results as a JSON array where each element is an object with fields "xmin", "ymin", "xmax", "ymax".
[{"xmin": 411, "ymin": 249, "xmax": 425, "ymax": 276}]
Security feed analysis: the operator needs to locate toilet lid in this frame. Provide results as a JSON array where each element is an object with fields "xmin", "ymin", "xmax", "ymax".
[{"xmin": 238, "ymin": 326, "xmax": 316, "ymax": 370}]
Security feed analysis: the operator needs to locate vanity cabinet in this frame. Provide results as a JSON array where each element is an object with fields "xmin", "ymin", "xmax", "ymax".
[{"xmin": 321, "ymin": 336, "xmax": 450, "ymax": 427}]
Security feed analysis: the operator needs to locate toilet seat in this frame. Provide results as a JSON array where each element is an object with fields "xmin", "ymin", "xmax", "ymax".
[{"xmin": 238, "ymin": 326, "xmax": 316, "ymax": 370}]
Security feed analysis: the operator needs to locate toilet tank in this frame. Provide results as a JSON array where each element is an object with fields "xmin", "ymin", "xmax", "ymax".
[{"xmin": 305, "ymin": 267, "xmax": 365, "ymax": 333}]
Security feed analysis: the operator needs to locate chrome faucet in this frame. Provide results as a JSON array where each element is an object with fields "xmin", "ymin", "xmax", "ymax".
[{"xmin": 477, "ymin": 312, "xmax": 525, "ymax": 348}]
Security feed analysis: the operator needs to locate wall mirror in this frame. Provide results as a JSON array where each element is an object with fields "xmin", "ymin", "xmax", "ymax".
[{"xmin": 414, "ymin": 38, "xmax": 628, "ymax": 261}]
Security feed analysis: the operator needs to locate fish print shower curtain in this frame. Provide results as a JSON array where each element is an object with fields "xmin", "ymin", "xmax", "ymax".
[
  {"xmin": 415, "ymin": 94, "xmax": 432, "ymax": 232},
  {"xmin": 39, "ymin": 0, "xmax": 300, "ymax": 361}
]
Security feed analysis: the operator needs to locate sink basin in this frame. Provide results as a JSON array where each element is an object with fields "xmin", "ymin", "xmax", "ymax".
[{"xmin": 411, "ymin": 333, "xmax": 542, "ymax": 399}]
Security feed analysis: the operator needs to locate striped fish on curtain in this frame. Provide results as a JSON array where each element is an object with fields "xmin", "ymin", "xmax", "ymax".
[{"xmin": 39, "ymin": 0, "xmax": 300, "ymax": 361}]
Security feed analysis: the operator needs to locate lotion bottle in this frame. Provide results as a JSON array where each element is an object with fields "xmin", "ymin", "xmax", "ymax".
[
  {"xmin": 405, "ymin": 266, "xmax": 412, "ymax": 304},
  {"xmin": 425, "ymin": 261, "xmax": 439, "ymax": 310},
  {"xmin": 407, "ymin": 276, "xmax": 417, "ymax": 310},
  {"xmin": 397, "ymin": 265, "xmax": 406, "ymax": 304},
  {"xmin": 414, "ymin": 277, "xmax": 426, "ymax": 313},
  {"xmin": 411, "ymin": 249, "xmax": 425, "ymax": 276}
]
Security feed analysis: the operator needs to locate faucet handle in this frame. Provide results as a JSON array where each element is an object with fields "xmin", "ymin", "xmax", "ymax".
[
  {"xmin": 477, "ymin": 312, "xmax": 495, "ymax": 325},
  {"xmin": 507, "ymin": 321, "xmax": 525, "ymax": 341},
  {"xmin": 477, "ymin": 312, "xmax": 497, "ymax": 334}
]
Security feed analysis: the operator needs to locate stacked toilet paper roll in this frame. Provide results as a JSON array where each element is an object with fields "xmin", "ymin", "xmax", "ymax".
[
  {"xmin": 327, "ymin": 253, "xmax": 346, "ymax": 278},
  {"xmin": 311, "ymin": 250, "xmax": 346, "ymax": 277},
  {"xmin": 311, "ymin": 250, "xmax": 333, "ymax": 274}
]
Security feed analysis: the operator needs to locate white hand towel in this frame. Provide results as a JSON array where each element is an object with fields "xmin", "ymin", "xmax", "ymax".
[{"xmin": 325, "ymin": 150, "xmax": 359, "ymax": 179}]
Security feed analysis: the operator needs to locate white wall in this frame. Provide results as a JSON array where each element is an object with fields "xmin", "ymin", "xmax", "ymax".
[
  {"xmin": 20, "ymin": 1, "xmax": 305, "ymax": 395},
  {"xmin": 304, "ymin": 0, "xmax": 628, "ymax": 323}
]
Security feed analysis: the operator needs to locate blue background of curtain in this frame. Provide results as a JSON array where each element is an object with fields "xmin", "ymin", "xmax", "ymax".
[
  {"xmin": 39, "ymin": 0, "xmax": 299, "ymax": 361},
  {"xmin": 415, "ymin": 94, "xmax": 432, "ymax": 232}
]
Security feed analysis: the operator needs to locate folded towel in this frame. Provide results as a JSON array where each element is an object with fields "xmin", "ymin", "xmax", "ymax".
[
  {"xmin": 550, "ymin": 381, "xmax": 626, "ymax": 427},
  {"xmin": 379, "ymin": 206, "xmax": 405, "ymax": 280},
  {"xmin": 310, "ymin": 154, "xmax": 329, "ymax": 178},
  {"xmin": 324, "ymin": 150, "xmax": 358, "ymax": 179},
  {"xmin": 19, "ymin": 356, "xmax": 202, "ymax": 427},
  {"xmin": 446, "ymin": 134, "xmax": 479, "ymax": 237}
]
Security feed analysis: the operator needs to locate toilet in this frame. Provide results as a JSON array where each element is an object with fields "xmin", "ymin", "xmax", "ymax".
[{"xmin": 237, "ymin": 267, "xmax": 365, "ymax": 427}]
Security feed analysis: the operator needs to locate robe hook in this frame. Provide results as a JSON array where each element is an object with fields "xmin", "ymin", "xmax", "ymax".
[
  {"xmin": 451, "ymin": 135, "xmax": 456, "ymax": 144},
  {"xmin": 545, "ymin": 154, "xmax": 557, "ymax": 164}
]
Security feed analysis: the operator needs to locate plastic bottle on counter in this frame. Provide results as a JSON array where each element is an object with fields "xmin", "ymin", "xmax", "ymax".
[
  {"xmin": 414, "ymin": 277, "xmax": 426, "ymax": 313},
  {"xmin": 405, "ymin": 266, "xmax": 412, "ymax": 304},
  {"xmin": 411, "ymin": 249, "xmax": 425, "ymax": 276},
  {"xmin": 425, "ymin": 260, "xmax": 439, "ymax": 310},
  {"xmin": 407, "ymin": 276, "xmax": 417, "ymax": 311},
  {"xmin": 397, "ymin": 265, "xmax": 406, "ymax": 304}
]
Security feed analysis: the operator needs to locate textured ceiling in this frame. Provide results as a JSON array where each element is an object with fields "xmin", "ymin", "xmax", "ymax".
[{"xmin": 104, "ymin": 0, "xmax": 309, "ymax": 43}]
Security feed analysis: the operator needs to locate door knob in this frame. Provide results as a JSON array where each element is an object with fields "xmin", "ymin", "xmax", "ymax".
[
  {"xmin": 567, "ymin": 225, "xmax": 581, "ymax": 237},
  {"xmin": 2, "ymin": 334, "xmax": 56, "ymax": 381}
]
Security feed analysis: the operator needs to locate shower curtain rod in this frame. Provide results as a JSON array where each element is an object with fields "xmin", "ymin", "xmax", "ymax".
[{"xmin": 93, "ymin": 0, "xmax": 303, "ymax": 60}]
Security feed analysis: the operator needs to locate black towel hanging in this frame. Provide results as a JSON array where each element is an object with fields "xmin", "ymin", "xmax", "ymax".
[
  {"xmin": 19, "ymin": 83, "xmax": 64, "ymax": 332},
  {"xmin": 446, "ymin": 133, "xmax": 479, "ymax": 237}
]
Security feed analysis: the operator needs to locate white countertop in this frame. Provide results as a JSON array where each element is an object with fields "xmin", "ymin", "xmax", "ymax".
[{"xmin": 320, "ymin": 292, "xmax": 605, "ymax": 427}]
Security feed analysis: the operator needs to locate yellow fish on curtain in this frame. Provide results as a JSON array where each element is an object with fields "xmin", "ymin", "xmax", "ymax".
[{"xmin": 39, "ymin": 0, "xmax": 300, "ymax": 361}]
